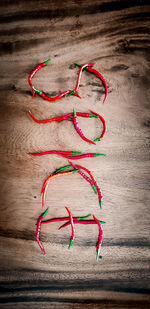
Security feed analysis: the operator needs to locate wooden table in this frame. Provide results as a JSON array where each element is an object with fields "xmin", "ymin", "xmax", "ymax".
[{"xmin": 0, "ymin": 1, "xmax": 150, "ymax": 307}]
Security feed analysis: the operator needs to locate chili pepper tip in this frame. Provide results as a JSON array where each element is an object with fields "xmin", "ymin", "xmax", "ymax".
[
  {"xmin": 72, "ymin": 169, "xmax": 80, "ymax": 173},
  {"xmin": 78, "ymin": 214, "xmax": 91, "ymax": 221},
  {"xmin": 100, "ymin": 220, "xmax": 106, "ymax": 224},
  {"xmin": 73, "ymin": 108, "xmax": 76, "ymax": 117},
  {"xmin": 99, "ymin": 200, "xmax": 102, "ymax": 208},
  {"xmin": 44, "ymin": 58, "xmax": 51, "ymax": 65},
  {"xmin": 89, "ymin": 114, "xmax": 99, "ymax": 118},
  {"xmin": 74, "ymin": 62, "xmax": 82, "ymax": 67},
  {"xmin": 93, "ymin": 138, "xmax": 101, "ymax": 142},
  {"xmin": 43, "ymin": 207, "xmax": 49, "ymax": 217},
  {"xmin": 96, "ymin": 249, "xmax": 100, "ymax": 261},
  {"xmin": 71, "ymin": 151, "xmax": 82, "ymax": 155},
  {"xmin": 92, "ymin": 185, "xmax": 97, "ymax": 194},
  {"xmin": 68, "ymin": 239, "xmax": 74, "ymax": 249},
  {"xmin": 94, "ymin": 153, "xmax": 106, "ymax": 157}
]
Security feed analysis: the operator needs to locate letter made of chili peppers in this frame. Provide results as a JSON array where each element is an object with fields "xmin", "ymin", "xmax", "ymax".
[
  {"xmin": 75, "ymin": 62, "xmax": 108, "ymax": 104},
  {"xmin": 29, "ymin": 111, "xmax": 103, "ymax": 143},
  {"xmin": 41, "ymin": 170, "xmax": 80, "ymax": 209},
  {"xmin": 28, "ymin": 151, "xmax": 106, "ymax": 159},
  {"xmin": 93, "ymin": 215, "xmax": 103, "ymax": 260},
  {"xmin": 68, "ymin": 160, "xmax": 97, "ymax": 194},
  {"xmin": 65, "ymin": 207, "xmax": 75, "ymax": 249},
  {"xmin": 36, "ymin": 207, "xmax": 49, "ymax": 255},
  {"xmin": 73, "ymin": 108, "xmax": 96, "ymax": 145},
  {"xmin": 28, "ymin": 58, "xmax": 73, "ymax": 101},
  {"xmin": 55, "ymin": 163, "xmax": 103, "ymax": 208}
]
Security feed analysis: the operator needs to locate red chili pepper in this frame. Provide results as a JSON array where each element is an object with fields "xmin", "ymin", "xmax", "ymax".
[
  {"xmin": 28, "ymin": 59, "xmax": 51, "ymax": 99},
  {"xmin": 75, "ymin": 62, "xmax": 108, "ymax": 104},
  {"xmin": 29, "ymin": 111, "xmax": 97, "ymax": 124},
  {"xmin": 55, "ymin": 163, "xmax": 103, "ymax": 207},
  {"xmin": 60, "ymin": 153, "xmax": 106, "ymax": 160},
  {"xmin": 58, "ymin": 218, "xmax": 106, "ymax": 230},
  {"xmin": 74, "ymin": 63, "xmax": 95, "ymax": 93},
  {"xmin": 68, "ymin": 160, "xmax": 97, "ymax": 194},
  {"xmin": 89, "ymin": 110, "xmax": 107, "ymax": 141},
  {"xmin": 29, "ymin": 111, "xmax": 65, "ymax": 124},
  {"xmin": 28, "ymin": 151, "xmax": 106, "ymax": 159},
  {"xmin": 41, "ymin": 214, "xmax": 92, "ymax": 225},
  {"xmin": 72, "ymin": 108, "xmax": 96, "ymax": 145},
  {"xmin": 93, "ymin": 215, "xmax": 103, "ymax": 260},
  {"xmin": 36, "ymin": 207, "xmax": 49, "ymax": 255},
  {"xmin": 28, "ymin": 58, "xmax": 73, "ymax": 101},
  {"xmin": 41, "ymin": 170, "xmax": 79, "ymax": 209},
  {"xmin": 65, "ymin": 207, "xmax": 75, "ymax": 249}
]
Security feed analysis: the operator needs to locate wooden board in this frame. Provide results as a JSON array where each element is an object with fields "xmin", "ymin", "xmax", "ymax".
[{"xmin": 0, "ymin": 0, "xmax": 150, "ymax": 307}]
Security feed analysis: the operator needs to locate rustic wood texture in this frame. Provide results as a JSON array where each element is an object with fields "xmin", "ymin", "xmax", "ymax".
[{"xmin": 0, "ymin": 0, "xmax": 150, "ymax": 308}]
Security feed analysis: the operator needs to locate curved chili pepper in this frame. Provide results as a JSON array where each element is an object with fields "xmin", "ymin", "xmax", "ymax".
[
  {"xmin": 29, "ymin": 111, "xmax": 65, "ymax": 124},
  {"xmin": 89, "ymin": 110, "xmax": 106, "ymax": 141},
  {"xmin": 65, "ymin": 207, "xmax": 75, "ymax": 249},
  {"xmin": 28, "ymin": 59, "xmax": 51, "ymax": 99},
  {"xmin": 68, "ymin": 63, "xmax": 95, "ymax": 98},
  {"xmin": 73, "ymin": 108, "xmax": 96, "ymax": 145},
  {"xmin": 55, "ymin": 163, "xmax": 103, "ymax": 207},
  {"xmin": 74, "ymin": 163, "xmax": 103, "ymax": 208},
  {"xmin": 75, "ymin": 62, "xmax": 108, "ymax": 104},
  {"xmin": 28, "ymin": 151, "xmax": 106, "ymax": 159},
  {"xmin": 28, "ymin": 58, "xmax": 74, "ymax": 101},
  {"xmin": 93, "ymin": 215, "xmax": 103, "ymax": 260},
  {"xmin": 68, "ymin": 160, "xmax": 97, "ymax": 194},
  {"xmin": 34, "ymin": 88, "xmax": 72, "ymax": 101},
  {"xmin": 41, "ymin": 170, "xmax": 79, "ymax": 209},
  {"xmin": 36, "ymin": 207, "xmax": 49, "ymax": 255}
]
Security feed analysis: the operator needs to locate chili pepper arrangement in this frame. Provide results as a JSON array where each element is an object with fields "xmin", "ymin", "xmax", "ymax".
[
  {"xmin": 36, "ymin": 207, "xmax": 105, "ymax": 259},
  {"xmin": 29, "ymin": 109, "xmax": 106, "ymax": 144},
  {"xmin": 28, "ymin": 58, "xmax": 108, "ymax": 260}
]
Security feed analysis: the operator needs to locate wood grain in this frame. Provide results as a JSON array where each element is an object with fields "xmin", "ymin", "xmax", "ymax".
[{"xmin": 0, "ymin": 0, "xmax": 150, "ymax": 307}]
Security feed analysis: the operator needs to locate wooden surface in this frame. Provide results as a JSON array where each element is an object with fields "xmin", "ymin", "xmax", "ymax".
[{"xmin": 0, "ymin": 0, "xmax": 150, "ymax": 308}]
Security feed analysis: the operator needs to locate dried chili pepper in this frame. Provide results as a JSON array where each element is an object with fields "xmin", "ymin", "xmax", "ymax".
[
  {"xmin": 93, "ymin": 215, "xmax": 103, "ymax": 260},
  {"xmin": 75, "ymin": 62, "xmax": 108, "ymax": 104},
  {"xmin": 36, "ymin": 207, "xmax": 49, "ymax": 255},
  {"xmin": 72, "ymin": 108, "xmax": 96, "ymax": 145},
  {"xmin": 65, "ymin": 207, "xmax": 75, "ymax": 249}
]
